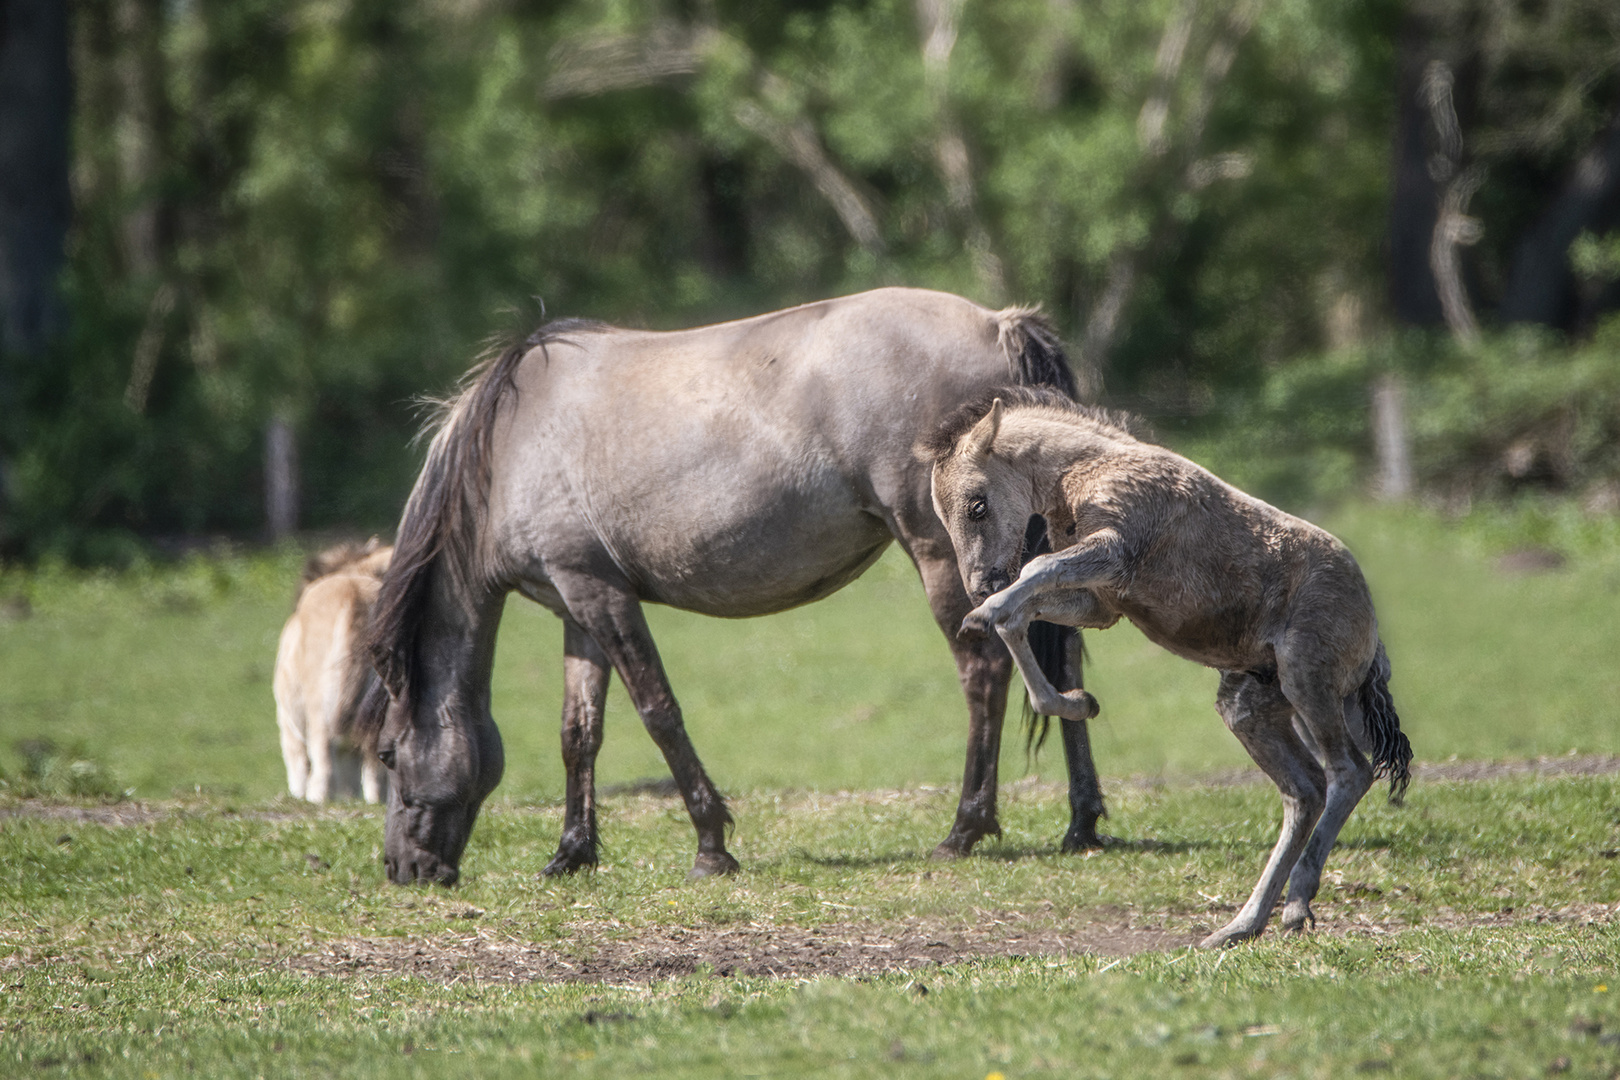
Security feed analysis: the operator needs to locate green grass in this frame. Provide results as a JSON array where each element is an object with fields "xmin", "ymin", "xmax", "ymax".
[
  {"xmin": 2, "ymin": 503, "xmax": 1619, "ymax": 1076},
  {"xmin": 2, "ymin": 777, "xmax": 1617, "ymax": 1077},
  {"xmin": 2, "ymin": 504, "xmax": 1620, "ymax": 804}
]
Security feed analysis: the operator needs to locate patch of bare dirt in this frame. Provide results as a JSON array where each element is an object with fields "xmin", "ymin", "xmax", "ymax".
[
  {"xmin": 282, "ymin": 902, "xmax": 1617, "ymax": 987},
  {"xmin": 284, "ymin": 915, "xmax": 1202, "ymax": 986}
]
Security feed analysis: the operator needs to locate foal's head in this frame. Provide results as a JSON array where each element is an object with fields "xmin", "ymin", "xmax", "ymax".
[{"xmin": 928, "ymin": 397, "xmax": 1039, "ymax": 605}]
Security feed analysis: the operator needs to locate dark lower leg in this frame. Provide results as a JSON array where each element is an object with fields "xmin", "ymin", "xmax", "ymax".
[
  {"xmin": 1060, "ymin": 716, "xmax": 1106, "ymax": 851},
  {"xmin": 933, "ymin": 646, "xmax": 1012, "ymax": 858},
  {"xmin": 544, "ymin": 623, "xmax": 610, "ymax": 876}
]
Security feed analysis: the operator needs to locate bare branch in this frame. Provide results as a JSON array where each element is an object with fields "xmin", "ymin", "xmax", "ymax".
[
  {"xmin": 542, "ymin": 23, "xmax": 715, "ymax": 99},
  {"xmin": 914, "ymin": 0, "xmax": 1006, "ymax": 299},
  {"xmin": 1422, "ymin": 60, "xmax": 1482, "ymax": 346},
  {"xmin": 124, "ymin": 282, "xmax": 175, "ymax": 414},
  {"xmin": 732, "ymin": 96, "xmax": 885, "ymax": 254}
]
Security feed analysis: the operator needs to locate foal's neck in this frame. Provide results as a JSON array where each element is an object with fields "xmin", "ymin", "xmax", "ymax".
[{"xmin": 996, "ymin": 410, "xmax": 1126, "ymax": 513}]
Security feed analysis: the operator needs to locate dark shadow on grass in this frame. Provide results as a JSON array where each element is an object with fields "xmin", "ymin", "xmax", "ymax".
[{"xmin": 783, "ymin": 834, "xmax": 1216, "ymax": 870}]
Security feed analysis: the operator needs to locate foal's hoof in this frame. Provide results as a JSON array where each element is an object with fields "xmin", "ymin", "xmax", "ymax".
[
  {"xmin": 688, "ymin": 852, "xmax": 741, "ymax": 880},
  {"xmin": 1062, "ymin": 689, "xmax": 1101, "ymax": 722},
  {"xmin": 1280, "ymin": 900, "xmax": 1316, "ymax": 933},
  {"xmin": 1198, "ymin": 923, "xmax": 1263, "ymax": 950}
]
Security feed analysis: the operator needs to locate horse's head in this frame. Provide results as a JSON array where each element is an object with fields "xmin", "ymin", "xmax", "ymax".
[
  {"xmin": 929, "ymin": 397, "xmax": 1036, "ymax": 605},
  {"xmin": 370, "ymin": 679, "xmax": 504, "ymax": 885}
]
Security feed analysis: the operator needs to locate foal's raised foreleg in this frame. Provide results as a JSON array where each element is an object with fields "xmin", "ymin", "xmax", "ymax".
[
  {"xmin": 542, "ymin": 620, "xmax": 611, "ymax": 876},
  {"xmin": 557, "ymin": 579, "xmax": 738, "ymax": 880},
  {"xmin": 991, "ymin": 588, "xmax": 1106, "ymax": 723},
  {"xmin": 1202, "ymin": 671, "xmax": 1326, "ymax": 949}
]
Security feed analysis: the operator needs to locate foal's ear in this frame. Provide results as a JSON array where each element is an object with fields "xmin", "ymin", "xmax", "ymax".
[{"xmin": 965, "ymin": 398, "xmax": 1003, "ymax": 459}]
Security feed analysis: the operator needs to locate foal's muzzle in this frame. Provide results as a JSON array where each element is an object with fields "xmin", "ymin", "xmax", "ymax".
[{"xmin": 973, "ymin": 568, "xmax": 1013, "ymax": 605}]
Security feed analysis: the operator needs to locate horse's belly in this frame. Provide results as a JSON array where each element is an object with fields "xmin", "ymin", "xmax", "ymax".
[{"xmin": 603, "ymin": 483, "xmax": 894, "ymax": 618}]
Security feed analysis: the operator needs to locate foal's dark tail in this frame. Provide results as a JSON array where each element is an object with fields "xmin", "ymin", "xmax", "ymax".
[
  {"xmin": 997, "ymin": 307, "xmax": 1084, "ymax": 759},
  {"xmin": 1358, "ymin": 640, "xmax": 1412, "ymax": 805}
]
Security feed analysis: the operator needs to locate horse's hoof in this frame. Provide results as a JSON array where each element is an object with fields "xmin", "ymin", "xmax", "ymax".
[
  {"xmin": 1060, "ymin": 829, "xmax": 1108, "ymax": 854},
  {"xmin": 540, "ymin": 850, "xmax": 597, "ymax": 877},
  {"xmin": 688, "ymin": 852, "xmax": 740, "ymax": 880},
  {"xmin": 929, "ymin": 842, "xmax": 968, "ymax": 861}
]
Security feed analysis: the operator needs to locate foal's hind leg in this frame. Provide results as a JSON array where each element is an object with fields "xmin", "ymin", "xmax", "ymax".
[
  {"xmin": 542, "ymin": 620, "xmax": 611, "ymax": 876},
  {"xmin": 1277, "ymin": 651, "xmax": 1375, "ymax": 933},
  {"xmin": 1202, "ymin": 671, "xmax": 1326, "ymax": 949},
  {"xmin": 556, "ymin": 578, "xmax": 738, "ymax": 880}
]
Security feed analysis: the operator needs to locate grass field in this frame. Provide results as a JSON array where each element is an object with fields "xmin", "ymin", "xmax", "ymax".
[
  {"xmin": 2, "ymin": 502, "xmax": 1619, "ymax": 1077},
  {"xmin": 3, "ymin": 503, "xmax": 1619, "ymax": 803}
]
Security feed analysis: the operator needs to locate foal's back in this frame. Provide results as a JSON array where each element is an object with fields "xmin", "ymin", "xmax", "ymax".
[{"xmin": 1060, "ymin": 430, "xmax": 1373, "ymax": 672}]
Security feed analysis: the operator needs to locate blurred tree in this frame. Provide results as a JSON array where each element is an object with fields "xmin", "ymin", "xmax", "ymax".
[
  {"xmin": 4, "ymin": 0, "xmax": 1616, "ymax": 560},
  {"xmin": 0, "ymin": 0, "xmax": 72, "ymax": 543}
]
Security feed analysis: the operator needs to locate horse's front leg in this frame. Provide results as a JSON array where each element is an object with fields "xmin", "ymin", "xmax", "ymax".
[
  {"xmin": 555, "ymin": 577, "xmax": 738, "ymax": 880},
  {"xmin": 543, "ymin": 620, "xmax": 611, "ymax": 876},
  {"xmin": 960, "ymin": 529, "xmax": 1128, "ymax": 638}
]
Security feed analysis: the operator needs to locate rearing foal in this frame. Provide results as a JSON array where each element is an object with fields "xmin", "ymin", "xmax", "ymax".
[
  {"xmin": 358, "ymin": 289, "xmax": 1104, "ymax": 885},
  {"xmin": 928, "ymin": 388, "xmax": 1412, "ymax": 947}
]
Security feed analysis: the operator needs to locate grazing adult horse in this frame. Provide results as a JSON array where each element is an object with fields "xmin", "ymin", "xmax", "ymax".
[
  {"xmin": 927, "ymin": 389, "xmax": 1412, "ymax": 947},
  {"xmin": 274, "ymin": 539, "xmax": 393, "ymax": 804},
  {"xmin": 358, "ymin": 288, "xmax": 1107, "ymax": 885}
]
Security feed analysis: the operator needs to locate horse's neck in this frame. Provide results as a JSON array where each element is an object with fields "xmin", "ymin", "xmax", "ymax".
[{"xmin": 415, "ymin": 570, "xmax": 506, "ymax": 714}]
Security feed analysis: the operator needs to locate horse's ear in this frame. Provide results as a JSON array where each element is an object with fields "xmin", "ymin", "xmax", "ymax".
[{"xmin": 966, "ymin": 398, "xmax": 1003, "ymax": 459}]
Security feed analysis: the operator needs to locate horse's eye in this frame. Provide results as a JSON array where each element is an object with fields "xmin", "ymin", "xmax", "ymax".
[{"xmin": 967, "ymin": 498, "xmax": 988, "ymax": 521}]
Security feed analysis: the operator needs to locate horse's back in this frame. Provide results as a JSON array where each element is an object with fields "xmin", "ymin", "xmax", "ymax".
[{"xmin": 491, "ymin": 289, "xmax": 1025, "ymax": 615}]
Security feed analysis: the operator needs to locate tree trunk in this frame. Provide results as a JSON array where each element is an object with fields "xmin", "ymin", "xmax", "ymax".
[
  {"xmin": 1499, "ymin": 107, "xmax": 1620, "ymax": 330},
  {"xmin": 265, "ymin": 416, "xmax": 299, "ymax": 541},
  {"xmin": 0, "ymin": 0, "xmax": 72, "ymax": 360},
  {"xmin": 1388, "ymin": 16, "xmax": 1444, "ymax": 326},
  {"xmin": 1371, "ymin": 373, "xmax": 1413, "ymax": 502}
]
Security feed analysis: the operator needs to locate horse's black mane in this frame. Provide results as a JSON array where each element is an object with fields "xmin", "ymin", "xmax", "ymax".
[
  {"xmin": 355, "ymin": 317, "xmax": 610, "ymax": 746},
  {"xmin": 920, "ymin": 385, "xmax": 1153, "ymax": 463}
]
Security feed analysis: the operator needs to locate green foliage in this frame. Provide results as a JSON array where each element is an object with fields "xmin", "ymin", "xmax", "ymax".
[
  {"xmin": 1183, "ymin": 318, "xmax": 1620, "ymax": 510},
  {"xmin": 6, "ymin": 0, "xmax": 1618, "ymax": 558}
]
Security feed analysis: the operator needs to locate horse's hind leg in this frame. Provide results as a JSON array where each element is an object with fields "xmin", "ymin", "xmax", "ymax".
[
  {"xmin": 1202, "ymin": 671, "xmax": 1326, "ymax": 949},
  {"xmin": 542, "ymin": 620, "xmax": 611, "ymax": 876},
  {"xmin": 558, "ymin": 579, "xmax": 738, "ymax": 879}
]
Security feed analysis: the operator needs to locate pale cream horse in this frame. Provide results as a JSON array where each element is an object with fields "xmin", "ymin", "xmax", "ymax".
[
  {"xmin": 274, "ymin": 539, "xmax": 393, "ymax": 803},
  {"xmin": 928, "ymin": 388, "xmax": 1411, "ymax": 948}
]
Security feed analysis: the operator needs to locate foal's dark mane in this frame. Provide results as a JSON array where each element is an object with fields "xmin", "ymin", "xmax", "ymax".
[
  {"xmin": 355, "ymin": 318, "xmax": 610, "ymax": 745},
  {"xmin": 920, "ymin": 385, "xmax": 1152, "ymax": 464}
]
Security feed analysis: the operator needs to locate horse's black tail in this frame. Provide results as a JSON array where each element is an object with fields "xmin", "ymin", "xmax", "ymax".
[
  {"xmin": 1020, "ymin": 515, "xmax": 1084, "ymax": 759},
  {"xmin": 1358, "ymin": 640, "xmax": 1412, "ymax": 805},
  {"xmin": 997, "ymin": 305, "xmax": 1085, "ymax": 760}
]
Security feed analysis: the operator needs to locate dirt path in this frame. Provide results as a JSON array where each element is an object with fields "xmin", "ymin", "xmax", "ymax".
[{"xmin": 285, "ymin": 902, "xmax": 1618, "ymax": 987}]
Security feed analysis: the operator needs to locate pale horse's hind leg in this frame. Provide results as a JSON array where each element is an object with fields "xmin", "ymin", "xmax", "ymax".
[
  {"xmin": 276, "ymin": 696, "xmax": 310, "ymax": 801},
  {"xmin": 1201, "ymin": 671, "xmax": 1326, "ymax": 949},
  {"xmin": 542, "ymin": 620, "xmax": 611, "ymax": 876},
  {"xmin": 551, "ymin": 574, "xmax": 739, "ymax": 880},
  {"xmin": 1276, "ymin": 639, "xmax": 1376, "ymax": 933}
]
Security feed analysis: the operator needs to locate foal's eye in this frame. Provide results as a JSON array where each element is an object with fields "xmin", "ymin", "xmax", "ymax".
[{"xmin": 967, "ymin": 497, "xmax": 988, "ymax": 521}]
